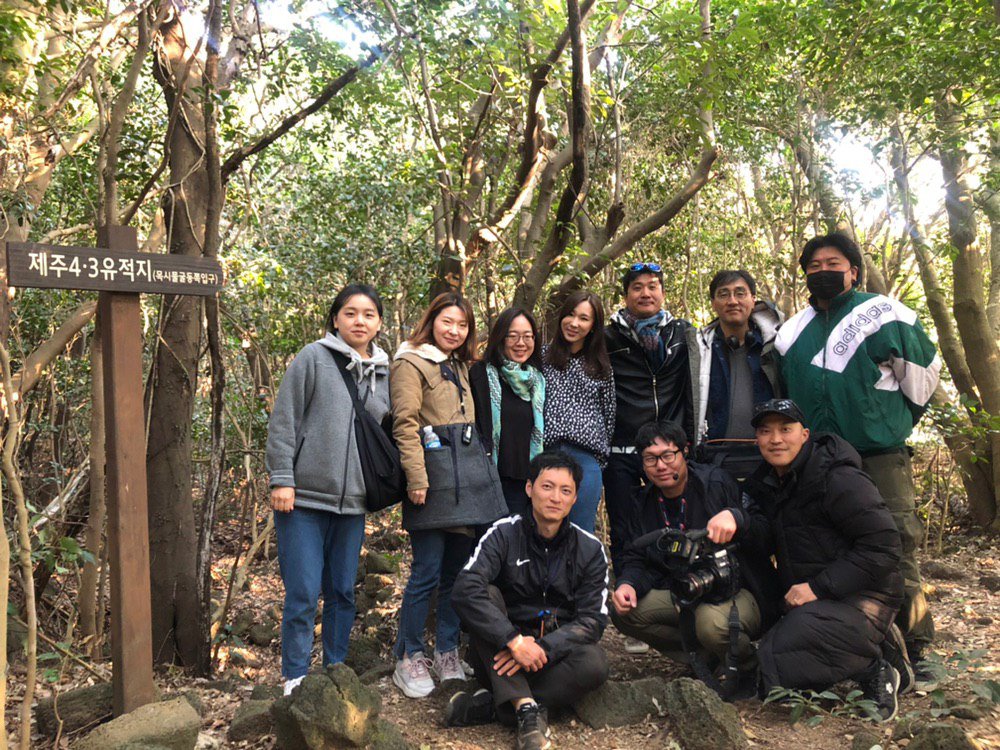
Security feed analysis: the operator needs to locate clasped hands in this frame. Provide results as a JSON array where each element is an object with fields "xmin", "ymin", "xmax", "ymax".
[{"xmin": 493, "ymin": 634, "xmax": 548, "ymax": 676}]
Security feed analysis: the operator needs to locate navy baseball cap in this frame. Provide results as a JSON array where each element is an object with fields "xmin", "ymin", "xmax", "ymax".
[{"xmin": 751, "ymin": 399, "xmax": 807, "ymax": 428}]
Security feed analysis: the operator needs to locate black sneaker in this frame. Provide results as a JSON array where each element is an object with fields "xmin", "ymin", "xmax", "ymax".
[
  {"xmin": 881, "ymin": 624, "xmax": 914, "ymax": 695},
  {"xmin": 445, "ymin": 689, "xmax": 495, "ymax": 727},
  {"xmin": 515, "ymin": 703, "xmax": 551, "ymax": 750},
  {"xmin": 858, "ymin": 659, "xmax": 900, "ymax": 723}
]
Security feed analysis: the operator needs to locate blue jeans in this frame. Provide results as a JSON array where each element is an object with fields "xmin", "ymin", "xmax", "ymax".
[
  {"xmin": 274, "ymin": 507, "xmax": 366, "ymax": 679},
  {"xmin": 552, "ymin": 443, "xmax": 604, "ymax": 535},
  {"xmin": 602, "ymin": 452, "xmax": 643, "ymax": 575},
  {"xmin": 394, "ymin": 529, "xmax": 473, "ymax": 659}
]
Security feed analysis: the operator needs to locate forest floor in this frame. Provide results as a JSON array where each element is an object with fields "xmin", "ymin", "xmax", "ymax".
[{"xmin": 16, "ymin": 519, "xmax": 1000, "ymax": 749}]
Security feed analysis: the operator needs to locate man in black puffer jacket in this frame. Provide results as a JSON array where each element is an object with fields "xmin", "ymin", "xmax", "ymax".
[
  {"xmin": 448, "ymin": 450, "xmax": 610, "ymax": 750},
  {"xmin": 745, "ymin": 399, "xmax": 906, "ymax": 721}
]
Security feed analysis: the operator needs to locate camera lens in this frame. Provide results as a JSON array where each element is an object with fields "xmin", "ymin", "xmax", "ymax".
[{"xmin": 681, "ymin": 569, "xmax": 716, "ymax": 599}]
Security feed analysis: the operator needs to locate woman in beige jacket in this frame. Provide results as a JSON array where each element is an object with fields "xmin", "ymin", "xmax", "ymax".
[{"xmin": 391, "ymin": 292, "xmax": 483, "ymax": 699}]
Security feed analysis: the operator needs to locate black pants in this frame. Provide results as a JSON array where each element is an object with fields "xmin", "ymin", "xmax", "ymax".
[
  {"xmin": 466, "ymin": 588, "xmax": 609, "ymax": 722},
  {"xmin": 757, "ymin": 598, "xmax": 888, "ymax": 693},
  {"xmin": 602, "ymin": 452, "xmax": 643, "ymax": 575}
]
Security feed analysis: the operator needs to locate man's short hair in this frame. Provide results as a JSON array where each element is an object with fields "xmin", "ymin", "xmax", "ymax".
[
  {"xmin": 799, "ymin": 233, "xmax": 864, "ymax": 286},
  {"xmin": 621, "ymin": 263, "xmax": 664, "ymax": 295},
  {"xmin": 634, "ymin": 421, "xmax": 688, "ymax": 455},
  {"xmin": 528, "ymin": 450, "xmax": 582, "ymax": 489},
  {"xmin": 709, "ymin": 269, "xmax": 757, "ymax": 298}
]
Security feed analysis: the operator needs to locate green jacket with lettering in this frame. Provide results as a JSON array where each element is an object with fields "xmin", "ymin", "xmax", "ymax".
[{"xmin": 774, "ymin": 288, "xmax": 941, "ymax": 454}]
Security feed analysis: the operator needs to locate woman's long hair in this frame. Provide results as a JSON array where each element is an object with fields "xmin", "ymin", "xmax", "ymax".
[
  {"xmin": 408, "ymin": 292, "xmax": 478, "ymax": 362},
  {"xmin": 545, "ymin": 290, "xmax": 611, "ymax": 379},
  {"xmin": 482, "ymin": 307, "xmax": 543, "ymax": 370}
]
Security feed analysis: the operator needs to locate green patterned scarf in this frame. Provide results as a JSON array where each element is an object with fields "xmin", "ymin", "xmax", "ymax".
[{"xmin": 486, "ymin": 360, "xmax": 545, "ymax": 465}]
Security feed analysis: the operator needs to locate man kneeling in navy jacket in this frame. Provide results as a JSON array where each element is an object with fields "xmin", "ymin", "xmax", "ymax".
[{"xmin": 448, "ymin": 450, "xmax": 610, "ymax": 750}]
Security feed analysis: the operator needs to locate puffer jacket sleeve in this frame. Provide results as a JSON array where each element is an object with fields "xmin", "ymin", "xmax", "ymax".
[
  {"xmin": 539, "ymin": 538, "xmax": 610, "ymax": 660},
  {"xmin": 809, "ymin": 467, "xmax": 902, "ymax": 600},
  {"xmin": 452, "ymin": 520, "xmax": 521, "ymax": 649},
  {"xmin": 265, "ymin": 347, "xmax": 314, "ymax": 488},
  {"xmin": 390, "ymin": 357, "xmax": 429, "ymax": 491},
  {"xmin": 615, "ymin": 500, "xmax": 657, "ymax": 600}
]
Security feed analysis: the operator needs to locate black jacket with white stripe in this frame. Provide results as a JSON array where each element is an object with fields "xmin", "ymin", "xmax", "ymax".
[{"xmin": 452, "ymin": 512, "xmax": 610, "ymax": 662}]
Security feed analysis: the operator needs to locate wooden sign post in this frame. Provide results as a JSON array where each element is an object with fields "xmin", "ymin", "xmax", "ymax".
[{"xmin": 7, "ymin": 227, "xmax": 223, "ymax": 715}]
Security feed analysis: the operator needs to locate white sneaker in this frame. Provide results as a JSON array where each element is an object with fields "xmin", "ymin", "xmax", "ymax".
[
  {"xmin": 624, "ymin": 637, "xmax": 650, "ymax": 654},
  {"xmin": 433, "ymin": 649, "xmax": 466, "ymax": 682},
  {"xmin": 283, "ymin": 675, "xmax": 305, "ymax": 696},
  {"xmin": 393, "ymin": 653, "xmax": 435, "ymax": 698}
]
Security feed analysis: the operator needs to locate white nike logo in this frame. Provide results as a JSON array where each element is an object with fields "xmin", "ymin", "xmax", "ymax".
[{"xmin": 516, "ymin": 558, "xmax": 530, "ymax": 566}]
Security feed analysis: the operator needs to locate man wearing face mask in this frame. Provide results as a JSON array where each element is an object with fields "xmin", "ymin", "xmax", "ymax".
[{"xmin": 774, "ymin": 233, "xmax": 941, "ymax": 670}]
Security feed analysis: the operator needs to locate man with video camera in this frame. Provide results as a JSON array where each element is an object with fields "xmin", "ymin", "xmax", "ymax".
[{"xmin": 611, "ymin": 421, "xmax": 779, "ymax": 696}]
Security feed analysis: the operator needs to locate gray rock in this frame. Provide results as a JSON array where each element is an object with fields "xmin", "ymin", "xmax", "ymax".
[
  {"xmin": 374, "ymin": 588, "xmax": 394, "ymax": 605},
  {"xmin": 908, "ymin": 722, "xmax": 980, "ymax": 750},
  {"xmin": 365, "ymin": 552, "xmax": 399, "ymax": 575},
  {"xmin": 267, "ymin": 603, "xmax": 283, "ymax": 622},
  {"xmin": 365, "ymin": 574, "xmax": 394, "ymax": 596},
  {"xmin": 195, "ymin": 733, "xmax": 222, "ymax": 750},
  {"xmin": 250, "ymin": 684, "xmax": 283, "ymax": 701},
  {"xmin": 573, "ymin": 677, "xmax": 670, "ymax": 728},
  {"xmin": 359, "ymin": 664, "xmax": 395, "ymax": 685},
  {"xmin": 366, "ymin": 718, "xmax": 412, "ymax": 750},
  {"xmin": 271, "ymin": 664, "xmax": 381, "ymax": 748},
  {"xmin": 355, "ymin": 591, "xmax": 374, "ymax": 614},
  {"xmin": 346, "ymin": 635, "xmax": 384, "ymax": 675},
  {"xmin": 76, "ymin": 697, "xmax": 200, "ymax": 750},
  {"xmin": 230, "ymin": 610, "xmax": 256, "ymax": 637},
  {"xmin": 922, "ymin": 561, "xmax": 967, "ymax": 581},
  {"xmin": 979, "ymin": 574, "xmax": 1000, "ymax": 593},
  {"xmin": 248, "ymin": 623, "xmax": 278, "ymax": 647},
  {"xmin": 36, "ymin": 682, "xmax": 115, "ymax": 738},
  {"xmin": 851, "ymin": 729, "xmax": 884, "ymax": 750},
  {"xmin": 893, "ymin": 716, "xmax": 928, "ymax": 741},
  {"xmin": 663, "ymin": 678, "xmax": 748, "ymax": 750},
  {"xmin": 171, "ymin": 691, "xmax": 204, "ymax": 717},
  {"xmin": 228, "ymin": 700, "xmax": 274, "ymax": 742}
]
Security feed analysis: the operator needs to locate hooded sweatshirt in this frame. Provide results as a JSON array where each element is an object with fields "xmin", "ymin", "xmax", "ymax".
[{"xmin": 266, "ymin": 333, "xmax": 391, "ymax": 514}]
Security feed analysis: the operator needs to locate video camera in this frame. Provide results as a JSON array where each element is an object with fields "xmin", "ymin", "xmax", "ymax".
[{"xmin": 631, "ymin": 527, "xmax": 740, "ymax": 607}]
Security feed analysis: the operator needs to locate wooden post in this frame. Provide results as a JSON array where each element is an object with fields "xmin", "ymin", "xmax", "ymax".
[{"xmin": 97, "ymin": 225, "xmax": 155, "ymax": 714}]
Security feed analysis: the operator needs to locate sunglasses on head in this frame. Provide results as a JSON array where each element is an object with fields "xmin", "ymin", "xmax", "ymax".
[{"xmin": 629, "ymin": 262, "xmax": 662, "ymax": 273}]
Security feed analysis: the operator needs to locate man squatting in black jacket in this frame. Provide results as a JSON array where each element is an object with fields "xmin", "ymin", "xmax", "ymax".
[
  {"xmin": 746, "ymin": 399, "xmax": 912, "ymax": 721},
  {"xmin": 449, "ymin": 450, "xmax": 610, "ymax": 750},
  {"xmin": 611, "ymin": 420, "xmax": 780, "ymax": 693}
]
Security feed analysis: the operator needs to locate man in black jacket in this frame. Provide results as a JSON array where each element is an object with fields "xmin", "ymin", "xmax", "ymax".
[
  {"xmin": 611, "ymin": 421, "xmax": 778, "ymax": 693},
  {"xmin": 448, "ymin": 451, "xmax": 610, "ymax": 750},
  {"xmin": 604, "ymin": 263, "xmax": 693, "ymax": 578},
  {"xmin": 746, "ymin": 399, "xmax": 906, "ymax": 721}
]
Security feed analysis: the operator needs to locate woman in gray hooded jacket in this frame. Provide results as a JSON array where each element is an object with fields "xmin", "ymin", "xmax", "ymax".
[{"xmin": 265, "ymin": 284, "xmax": 390, "ymax": 696}]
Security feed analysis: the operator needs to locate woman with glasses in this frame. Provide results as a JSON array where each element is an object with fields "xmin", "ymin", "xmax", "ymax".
[
  {"xmin": 541, "ymin": 290, "xmax": 615, "ymax": 534},
  {"xmin": 470, "ymin": 307, "xmax": 546, "ymax": 518}
]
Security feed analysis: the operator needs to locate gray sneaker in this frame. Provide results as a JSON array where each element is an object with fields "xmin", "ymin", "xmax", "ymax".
[
  {"xmin": 433, "ymin": 649, "xmax": 466, "ymax": 682},
  {"xmin": 393, "ymin": 653, "xmax": 435, "ymax": 698},
  {"xmin": 515, "ymin": 703, "xmax": 551, "ymax": 750}
]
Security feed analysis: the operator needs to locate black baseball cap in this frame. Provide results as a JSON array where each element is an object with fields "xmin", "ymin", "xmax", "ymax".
[{"xmin": 751, "ymin": 399, "xmax": 807, "ymax": 428}]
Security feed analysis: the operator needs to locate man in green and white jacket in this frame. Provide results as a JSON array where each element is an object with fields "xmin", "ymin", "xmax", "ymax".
[{"xmin": 775, "ymin": 232, "xmax": 941, "ymax": 664}]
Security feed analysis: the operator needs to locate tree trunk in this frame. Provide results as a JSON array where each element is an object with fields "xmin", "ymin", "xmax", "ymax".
[
  {"xmin": 146, "ymin": 5, "xmax": 206, "ymax": 666},
  {"xmin": 936, "ymin": 94, "xmax": 1000, "ymax": 531},
  {"xmin": 79, "ymin": 323, "xmax": 106, "ymax": 654}
]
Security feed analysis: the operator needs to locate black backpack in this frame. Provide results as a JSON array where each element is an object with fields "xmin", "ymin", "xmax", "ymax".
[{"xmin": 329, "ymin": 351, "xmax": 406, "ymax": 512}]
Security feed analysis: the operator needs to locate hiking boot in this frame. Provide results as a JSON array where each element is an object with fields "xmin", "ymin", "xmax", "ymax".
[
  {"xmin": 858, "ymin": 659, "xmax": 900, "ymax": 723},
  {"xmin": 515, "ymin": 703, "xmax": 551, "ymax": 750},
  {"xmin": 624, "ymin": 636, "xmax": 650, "ymax": 654},
  {"xmin": 393, "ymin": 653, "xmax": 435, "ymax": 698},
  {"xmin": 445, "ymin": 688, "xmax": 495, "ymax": 727},
  {"xmin": 433, "ymin": 648, "xmax": 466, "ymax": 682},
  {"xmin": 907, "ymin": 643, "xmax": 941, "ymax": 689},
  {"xmin": 881, "ymin": 624, "xmax": 914, "ymax": 695}
]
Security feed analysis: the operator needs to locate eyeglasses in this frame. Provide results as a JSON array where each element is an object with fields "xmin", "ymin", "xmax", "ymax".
[
  {"xmin": 630, "ymin": 262, "xmax": 662, "ymax": 273},
  {"xmin": 714, "ymin": 288, "xmax": 751, "ymax": 300},
  {"xmin": 504, "ymin": 333, "xmax": 535, "ymax": 343},
  {"xmin": 642, "ymin": 449, "xmax": 683, "ymax": 467}
]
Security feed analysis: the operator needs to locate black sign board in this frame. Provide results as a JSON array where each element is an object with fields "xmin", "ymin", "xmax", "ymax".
[{"xmin": 6, "ymin": 241, "xmax": 223, "ymax": 296}]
